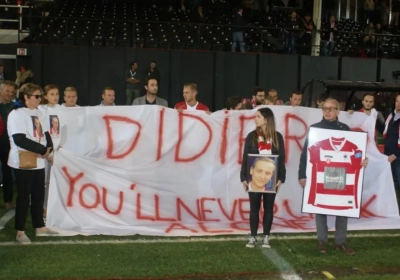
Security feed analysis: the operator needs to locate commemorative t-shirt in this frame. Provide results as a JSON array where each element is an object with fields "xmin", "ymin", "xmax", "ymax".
[
  {"xmin": 7, "ymin": 108, "xmax": 48, "ymax": 170},
  {"xmin": 38, "ymin": 104, "xmax": 66, "ymax": 151},
  {"xmin": 308, "ymin": 137, "xmax": 363, "ymax": 210}
]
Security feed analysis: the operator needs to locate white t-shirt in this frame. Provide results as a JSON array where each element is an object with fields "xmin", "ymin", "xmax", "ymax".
[
  {"xmin": 7, "ymin": 108, "xmax": 49, "ymax": 170},
  {"xmin": 186, "ymin": 102, "xmax": 198, "ymax": 111},
  {"xmin": 61, "ymin": 103, "xmax": 80, "ymax": 107},
  {"xmin": 38, "ymin": 104, "xmax": 66, "ymax": 151}
]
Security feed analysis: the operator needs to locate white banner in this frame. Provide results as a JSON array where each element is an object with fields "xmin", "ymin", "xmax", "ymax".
[{"xmin": 47, "ymin": 106, "xmax": 400, "ymax": 236}]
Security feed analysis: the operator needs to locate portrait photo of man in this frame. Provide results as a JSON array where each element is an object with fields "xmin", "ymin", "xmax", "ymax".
[{"xmin": 247, "ymin": 155, "xmax": 278, "ymax": 193}]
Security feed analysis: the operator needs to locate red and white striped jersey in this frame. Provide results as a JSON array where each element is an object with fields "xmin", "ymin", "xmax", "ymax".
[{"xmin": 308, "ymin": 137, "xmax": 363, "ymax": 210}]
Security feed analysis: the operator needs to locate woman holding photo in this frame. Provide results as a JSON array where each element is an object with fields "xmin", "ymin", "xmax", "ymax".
[{"xmin": 240, "ymin": 107, "xmax": 286, "ymax": 248}]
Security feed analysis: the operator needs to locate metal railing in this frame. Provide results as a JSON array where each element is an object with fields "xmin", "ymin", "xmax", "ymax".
[
  {"xmin": 0, "ymin": 4, "xmax": 29, "ymax": 31},
  {"xmin": 7, "ymin": 13, "xmax": 400, "ymax": 58}
]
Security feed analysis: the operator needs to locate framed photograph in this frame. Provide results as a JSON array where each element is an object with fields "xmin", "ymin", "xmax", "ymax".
[
  {"xmin": 247, "ymin": 154, "xmax": 279, "ymax": 193},
  {"xmin": 301, "ymin": 127, "xmax": 367, "ymax": 218}
]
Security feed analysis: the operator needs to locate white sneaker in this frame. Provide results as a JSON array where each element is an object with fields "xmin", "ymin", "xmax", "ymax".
[
  {"xmin": 36, "ymin": 228, "xmax": 59, "ymax": 237},
  {"xmin": 16, "ymin": 234, "xmax": 31, "ymax": 245},
  {"xmin": 262, "ymin": 235, "xmax": 271, "ymax": 248},
  {"xmin": 246, "ymin": 236, "xmax": 257, "ymax": 248}
]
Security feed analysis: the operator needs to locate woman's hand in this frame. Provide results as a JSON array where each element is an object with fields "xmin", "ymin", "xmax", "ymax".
[
  {"xmin": 41, "ymin": 147, "xmax": 52, "ymax": 159},
  {"xmin": 242, "ymin": 181, "xmax": 248, "ymax": 192},
  {"xmin": 275, "ymin": 180, "xmax": 282, "ymax": 192}
]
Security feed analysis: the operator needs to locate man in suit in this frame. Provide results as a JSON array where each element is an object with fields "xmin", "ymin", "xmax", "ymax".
[
  {"xmin": 132, "ymin": 78, "xmax": 168, "ymax": 107},
  {"xmin": 321, "ymin": 15, "xmax": 337, "ymax": 57}
]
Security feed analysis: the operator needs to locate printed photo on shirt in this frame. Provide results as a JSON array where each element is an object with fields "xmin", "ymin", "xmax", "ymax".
[
  {"xmin": 49, "ymin": 115, "xmax": 60, "ymax": 137},
  {"xmin": 301, "ymin": 127, "xmax": 367, "ymax": 218},
  {"xmin": 247, "ymin": 154, "xmax": 278, "ymax": 193},
  {"xmin": 31, "ymin": 116, "xmax": 44, "ymax": 139}
]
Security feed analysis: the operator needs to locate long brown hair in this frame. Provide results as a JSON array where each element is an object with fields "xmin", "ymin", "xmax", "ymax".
[
  {"xmin": 252, "ymin": 107, "xmax": 279, "ymax": 149},
  {"xmin": 41, "ymin": 84, "xmax": 58, "ymax": 104}
]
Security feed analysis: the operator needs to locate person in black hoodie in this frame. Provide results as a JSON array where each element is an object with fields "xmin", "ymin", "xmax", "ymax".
[
  {"xmin": 298, "ymin": 98, "xmax": 368, "ymax": 255},
  {"xmin": 7, "ymin": 83, "xmax": 58, "ymax": 244},
  {"xmin": 376, "ymin": 93, "xmax": 400, "ymax": 198},
  {"xmin": 240, "ymin": 107, "xmax": 286, "ymax": 248}
]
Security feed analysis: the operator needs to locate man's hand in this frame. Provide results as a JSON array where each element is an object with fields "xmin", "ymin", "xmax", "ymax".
[
  {"xmin": 388, "ymin": 154, "xmax": 397, "ymax": 163},
  {"xmin": 361, "ymin": 157, "xmax": 368, "ymax": 167},
  {"xmin": 242, "ymin": 181, "xmax": 248, "ymax": 192},
  {"xmin": 347, "ymin": 110, "xmax": 354, "ymax": 114},
  {"xmin": 298, "ymin": 178, "xmax": 306, "ymax": 187},
  {"xmin": 205, "ymin": 110, "xmax": 211, "ymax": 115}
]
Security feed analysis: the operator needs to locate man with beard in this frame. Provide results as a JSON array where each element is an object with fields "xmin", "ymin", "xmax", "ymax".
[
  {"xmin": 348, "ymin": 93, "xmax": 385, "ymax": 143},
  {"xmin": 132, "ymin": 78, "xmax": 168, "ymax": 107},
  {"xmin": 251, "ymin": 87, "xmax": 266, "ymax": 108}
]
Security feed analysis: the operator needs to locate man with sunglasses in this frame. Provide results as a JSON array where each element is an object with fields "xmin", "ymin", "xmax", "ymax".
[
  {"xmin": 0, "ymin": 80, "xmax": 17, "ymax": 210},
  {"xmin": 298, "ymin": 98, "xmax": 368, "ymax": 256}
]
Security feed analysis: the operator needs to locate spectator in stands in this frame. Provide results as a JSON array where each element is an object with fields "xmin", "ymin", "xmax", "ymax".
[
  {"xmin": 146, "ymin": 61, "xmax": 161, "ymax": 84},
  {"xmin": 376, "ymin": 93, "xmax": 400, "ymax": 197},
  {"xmin": 285, "ymin": 11, "xmax": 301, "ymax": 54},
  {"xmin": 298, "ymin": 98, "xmax": 368, "ymax": 255},
  {"xmin": 392, "ymin": 0, "xmax": 400, "ymax": 26},
  {"xmin": 300, "ymin": 13, "xmax": 316, "ymax": 55},
  {"xmin": 285, "ymin": 91, "xmax": 303, "ymax": 106},
  {"xmin": 99, "ymin": 87, "xmax": 115, "ymax": 106},
  {"xmin": 0, "ymin": 65, "xmax": 7, "ymax": 82},
  {"xmin": 194, "ymin": 5, "xmax": 206, "ymax": 23},
  {"xmin": 15, "ymin": 66, "xmax": 34, "ymax": 87},
  {"xmin": 174, "ymin": 83, "xmax": 209, "ymax": 112},
  {"xmin": 132, "ymin": 78, "xmax": 168, "ymax": 107},
  {"xmin": 0, "ymin": 80, "xmax": 17, "ymax": 210},
  {"xmin": 231, "ymin": 7, "xmax": 246, "ymax": 53},
  {"xmin": 363, "ymin": 22, "xmax": 375, "ymax": 41},
  {"xmin": 240, "ymin": 107, "xmax": 286, "ymax": 248},
  {"xmin": 126, "ymin": 62, "xmax": 141, "ymax": 105},
  {"xmin": 62, "ymin": 87, "xmax": 80, "ymax": 107},
  {"xmin": 225, "ymin": 96, "xmax": 242, "ymax": 110},
  {"xmin": 364, "ymin": 0, "xmax": 375, "ymax": 23},
  {"xmin": 251, "ymin": 87, "xmax": 266, "ymax": 107},
  {"xmin": 321, "ymin": 15, "xmax": 337, "ymax": 57},
  {"xmin": 267, "ymin": 89, "xmax": 284, "ymax": 105},
  {"xmin": 8, "ymin": 83, "xmax": 58, "ymax": 244}
]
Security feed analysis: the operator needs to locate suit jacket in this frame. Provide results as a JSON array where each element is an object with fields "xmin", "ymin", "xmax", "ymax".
[
  {"xmin": 132, "ymin": 95, "xmax": 168, "ymax": 107},
  {"xmin": 321, "ymin": 21, "xmax": 337, "ymax": 41}
]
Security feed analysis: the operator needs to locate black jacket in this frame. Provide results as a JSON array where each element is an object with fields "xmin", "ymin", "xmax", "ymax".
[
  {"xmin": 298, "ymin": 118, "xmax": 350, "ymax": 180},
  {"xmin": 232, "ymin": 12, "xmax": 246, "ymax": 33},
  {"xmin": 240, "ymin": 130, "xmax": 286, "ymax": 184},
  {"xmin": 376, "ymin": 111, "xmax": 400, "ymax": 157},
  {"xmin": 320, "ymin": 21, "xmax": 338, "ymax": 41}
]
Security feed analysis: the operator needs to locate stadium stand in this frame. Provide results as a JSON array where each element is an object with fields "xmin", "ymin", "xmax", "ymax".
[{"xmin": 16, "ymin": 0, "xmax": 400, "ymax": 57}]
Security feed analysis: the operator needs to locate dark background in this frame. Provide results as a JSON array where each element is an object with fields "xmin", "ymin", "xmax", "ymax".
[{"xmin": 1, "ymin": 44, "xmax": 400, "ymax": 110}]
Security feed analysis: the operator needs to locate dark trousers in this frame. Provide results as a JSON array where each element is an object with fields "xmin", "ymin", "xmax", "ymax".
[
  {"xmin": 0, "ymin": 141, "xmax": 13, "ymax": 203},
  {"xmin": 14, "ymin": 168, "xmax": 45, "ymax": 231},
  {"xmin": 248, "ymin": 192, "xmax": 276, "ymax": 236}
]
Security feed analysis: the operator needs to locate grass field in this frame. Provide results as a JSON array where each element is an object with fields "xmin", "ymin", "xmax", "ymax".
[{"xmin": 1, "ymin": 192, "xmax": 400, "ymax": 280}]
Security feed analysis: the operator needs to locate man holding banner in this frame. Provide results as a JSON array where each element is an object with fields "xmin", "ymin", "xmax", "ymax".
[{"xmin": 298, "ymin": 98, "xmax": 369, "ymax": 256}]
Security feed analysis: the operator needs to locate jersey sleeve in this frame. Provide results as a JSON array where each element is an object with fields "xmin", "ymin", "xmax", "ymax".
[
  {"xmin": 350, "ymin": 149, "xmax": 363, "ymax": 170},
  {"xmin": 308, "ymin": 144, "xmax": 320, "ymax": 164}
]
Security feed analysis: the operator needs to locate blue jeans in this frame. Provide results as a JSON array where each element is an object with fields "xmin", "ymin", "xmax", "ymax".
[
  {"xmin": 286, "ymin": 33, "xmax": 297, "ymax": 54},
  {"xmin": 322, "ymin": 41, "xmax": 334, "ymax": 57},
  {"xmin": 232, "ymin": 32, "xmax": 245, "ymax": 53}
]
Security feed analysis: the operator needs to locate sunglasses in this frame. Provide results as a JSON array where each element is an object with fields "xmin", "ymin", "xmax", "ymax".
[{"xmin": 30, "ymin": 94, "xmax": 42, "ymax": 99}]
